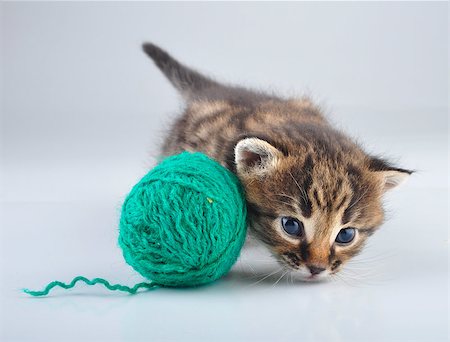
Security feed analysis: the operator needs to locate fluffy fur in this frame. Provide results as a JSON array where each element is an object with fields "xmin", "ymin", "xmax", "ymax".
[{"xmin": 142, "ymin": 43, "xmax": 412, "ymax": 280}]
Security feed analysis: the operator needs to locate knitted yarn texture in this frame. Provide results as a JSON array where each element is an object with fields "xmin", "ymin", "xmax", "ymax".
[
  {"xmin": 23, "ymin": 152, "xmax": 247, "ymax": 296},
  {"xmin": 119, "ymin": 152, "xmax": 248, "ymax": 287}
]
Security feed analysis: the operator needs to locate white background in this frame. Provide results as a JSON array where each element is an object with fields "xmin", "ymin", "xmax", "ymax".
[{"xmin": 1, "ymin": 2, "xmax": 448, "ymax": 341}]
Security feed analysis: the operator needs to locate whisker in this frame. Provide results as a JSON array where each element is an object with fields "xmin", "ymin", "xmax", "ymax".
[
  {"xmin": 274, "ymin": 193, "xmax": 303, "ymax": 206},
  {"xmin": 347, "ymin": 187, "xmax": 369, "ymax": 211},
  {"xmin": 272, "ymin": 269, "xmax": 289, "ymax": 287},
  {"xmin": 271, "ymin": 198, "xmax": 299, "ymax": 212},
  {"xmin": 347, "ymin": 254, "xmax": 395, "ymax": 264},
  {"xmin": 336, "ymin": 267, "xmax": 386, "ymax": 286},
  {"xmin": 247, "ymin": 268, "xmax": 283, "ymax": 287},
  {"xmin": 332, "ymin": 272, "xmax": 365, "ymax": 287},
  {"xmin": 288, "ymin": 171, "xmax": 309, "ymax": 204}
]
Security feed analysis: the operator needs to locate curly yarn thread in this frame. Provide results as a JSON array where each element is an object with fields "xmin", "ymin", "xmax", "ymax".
[
  {"xmin": 23, "ymin": 276, "xmax": 156, "ymax": 296},
  {"xmin": 23, "ymin": 152, "xmax": 247, "ymax": 295}
]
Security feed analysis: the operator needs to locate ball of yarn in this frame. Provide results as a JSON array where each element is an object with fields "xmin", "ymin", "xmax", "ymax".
[{"xmin": 119, "ymin": 152, "xmax": 247, "ymax": 287}]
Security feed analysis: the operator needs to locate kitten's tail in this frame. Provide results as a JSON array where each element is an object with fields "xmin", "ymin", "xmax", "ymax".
[{"xmin": 142, "ymin": 43, "xmax": 220, "ymax": 100}]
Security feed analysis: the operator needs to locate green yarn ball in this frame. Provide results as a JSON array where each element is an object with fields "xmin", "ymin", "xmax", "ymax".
[{"xmin": 119, "ymin": 152, "xmax": 247, "ymax": 287}]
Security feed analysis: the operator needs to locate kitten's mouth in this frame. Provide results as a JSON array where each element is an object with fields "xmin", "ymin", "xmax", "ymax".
[
  {"xmin": 294, "ymin": 271, "xmax": 330, "ymax": 282},
  {"xmin": 268, "ymin": 249, "xmax": 335, "ymax": 283},
  {"xmin": 285, "ymin": 263, "xmax": 330, "ymax": 282},
  {"xmin": 274, "ymin": 253, "xmax": 329, "ymax": 282},
  {"xmin": 304, "ymin": 274, "xmax": 327, "ymax": 282}
]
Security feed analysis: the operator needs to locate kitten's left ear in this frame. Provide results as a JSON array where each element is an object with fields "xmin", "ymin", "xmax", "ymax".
[
  {"xmin": 368, "ymin": 157, "xmax": 413, "ymax": 191},
  {"xmin": 235, "ymin": 137, "xmax": 284, "ymax": 177}
]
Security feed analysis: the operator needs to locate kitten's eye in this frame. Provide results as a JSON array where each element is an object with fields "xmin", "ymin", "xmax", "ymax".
[
  {"xmin": 335, "ymin": 228, "xmax": 356, "ymax": 244},
  {"xmin": 281, "ymin": 217, "xmax": 304, "ymax": 237}
]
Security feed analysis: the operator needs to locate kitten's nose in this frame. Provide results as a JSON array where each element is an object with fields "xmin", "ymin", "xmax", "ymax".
[{"xmin": 307, "ymin": 265, "xmax": 326, "ymax": 275}]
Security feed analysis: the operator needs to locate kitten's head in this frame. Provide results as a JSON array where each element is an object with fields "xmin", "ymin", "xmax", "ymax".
[{"xmin": 234, "ymin": 130, "xmax": 412, "ymax": 281}]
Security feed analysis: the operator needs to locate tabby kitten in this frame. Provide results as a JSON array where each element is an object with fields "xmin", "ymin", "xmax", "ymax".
[{"xmin": 142, "ymin": 43, "xmax": 412, "ymax": 281}]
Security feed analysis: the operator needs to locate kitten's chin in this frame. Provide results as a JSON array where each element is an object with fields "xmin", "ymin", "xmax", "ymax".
[{"xmin": 290, "ymin": 266, "xmax": 331, "ymax": 283}]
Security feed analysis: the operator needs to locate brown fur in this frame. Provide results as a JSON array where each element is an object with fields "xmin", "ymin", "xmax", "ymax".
[{"xmin": 143, "ymin": 43, "xmax": 412, "ymax": 277}]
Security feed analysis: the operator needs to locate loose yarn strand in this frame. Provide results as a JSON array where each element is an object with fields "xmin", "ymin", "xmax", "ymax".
[
  {"xmin": 23, "ymin": 276, "xmax": 156, "ymax": 296},
  {"xmin": 23, "ymin": 152, "xmax": 247, "ymax": 296}
]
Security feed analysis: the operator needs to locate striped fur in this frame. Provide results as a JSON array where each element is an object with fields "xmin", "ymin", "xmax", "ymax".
[{"xmin": 143, "ymin": 43, "xmax": 412, "ymax": 278}]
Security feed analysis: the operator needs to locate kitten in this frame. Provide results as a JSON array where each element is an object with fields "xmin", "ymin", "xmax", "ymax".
[{"xmin": 142, "ymin": 43, "xmax": 412, "ymax": 281}]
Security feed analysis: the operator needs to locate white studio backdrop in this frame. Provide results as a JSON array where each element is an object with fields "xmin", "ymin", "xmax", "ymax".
[{"xmin": 1, "ymin": 2, "xmax": 448, "ymax": 342}]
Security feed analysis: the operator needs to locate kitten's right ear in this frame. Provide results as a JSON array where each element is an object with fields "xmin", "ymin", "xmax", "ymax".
[
  {"xmin": 368, "ymin": 156, "xmax": 413, "ymax": 192},
  {"xmin": 142, "ymin": 42, "xmax": 220, "ymax": 100},
  {"xmin": 235, "ymin": 138, "xmax": 283, "ymax": 177}
]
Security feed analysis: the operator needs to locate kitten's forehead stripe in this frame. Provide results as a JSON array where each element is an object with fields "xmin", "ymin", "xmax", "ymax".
[
  {"xmin": 342, "ymin": 206, "xmax": 354, "ymax": 225},
  {"xmin": 298, "ymin": 155, "xmax": 314, "ymax": 218},
  {"xmin": 335, "ymin": 194, "xmax": 347, "ymax": 211},
  {"xmin": 313, "ymin": 189, "xmax": 322, "ymax": 208},
  {"xmin": 341, "ymin": 165, "xmax": 364, "ymax": 225},
  {"xmin": 325, "ymin": 197, "xmax": 333, "ymax": 212}
]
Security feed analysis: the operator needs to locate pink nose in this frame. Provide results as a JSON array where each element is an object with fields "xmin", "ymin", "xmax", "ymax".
[{"xmin": 307, "ymin": 265, "xmax": 326, "ymax": 275}]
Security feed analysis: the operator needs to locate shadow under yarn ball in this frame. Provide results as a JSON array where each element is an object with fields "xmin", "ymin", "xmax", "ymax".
[{"xmin": 119, "ymin": 152, "xmax": 248, "ymax": 287}]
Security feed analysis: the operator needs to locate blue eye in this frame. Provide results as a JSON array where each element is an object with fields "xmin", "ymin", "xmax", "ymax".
[
  {"xmin": 281, "ymin": 217, "xmax": 304, "ymax": 237},
  {"xmin": 336, "ymin": 228, "xmax": 356, "ymax": 244}
]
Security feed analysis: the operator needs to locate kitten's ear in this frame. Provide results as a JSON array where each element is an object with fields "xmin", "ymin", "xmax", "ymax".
[
  {"xmin": 368, "ymin": 157, "xmax": 413, "ymax": 191},
  {"xmin": 235, "ymin": 138, "xmax": 283, "ymax": 176}
]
